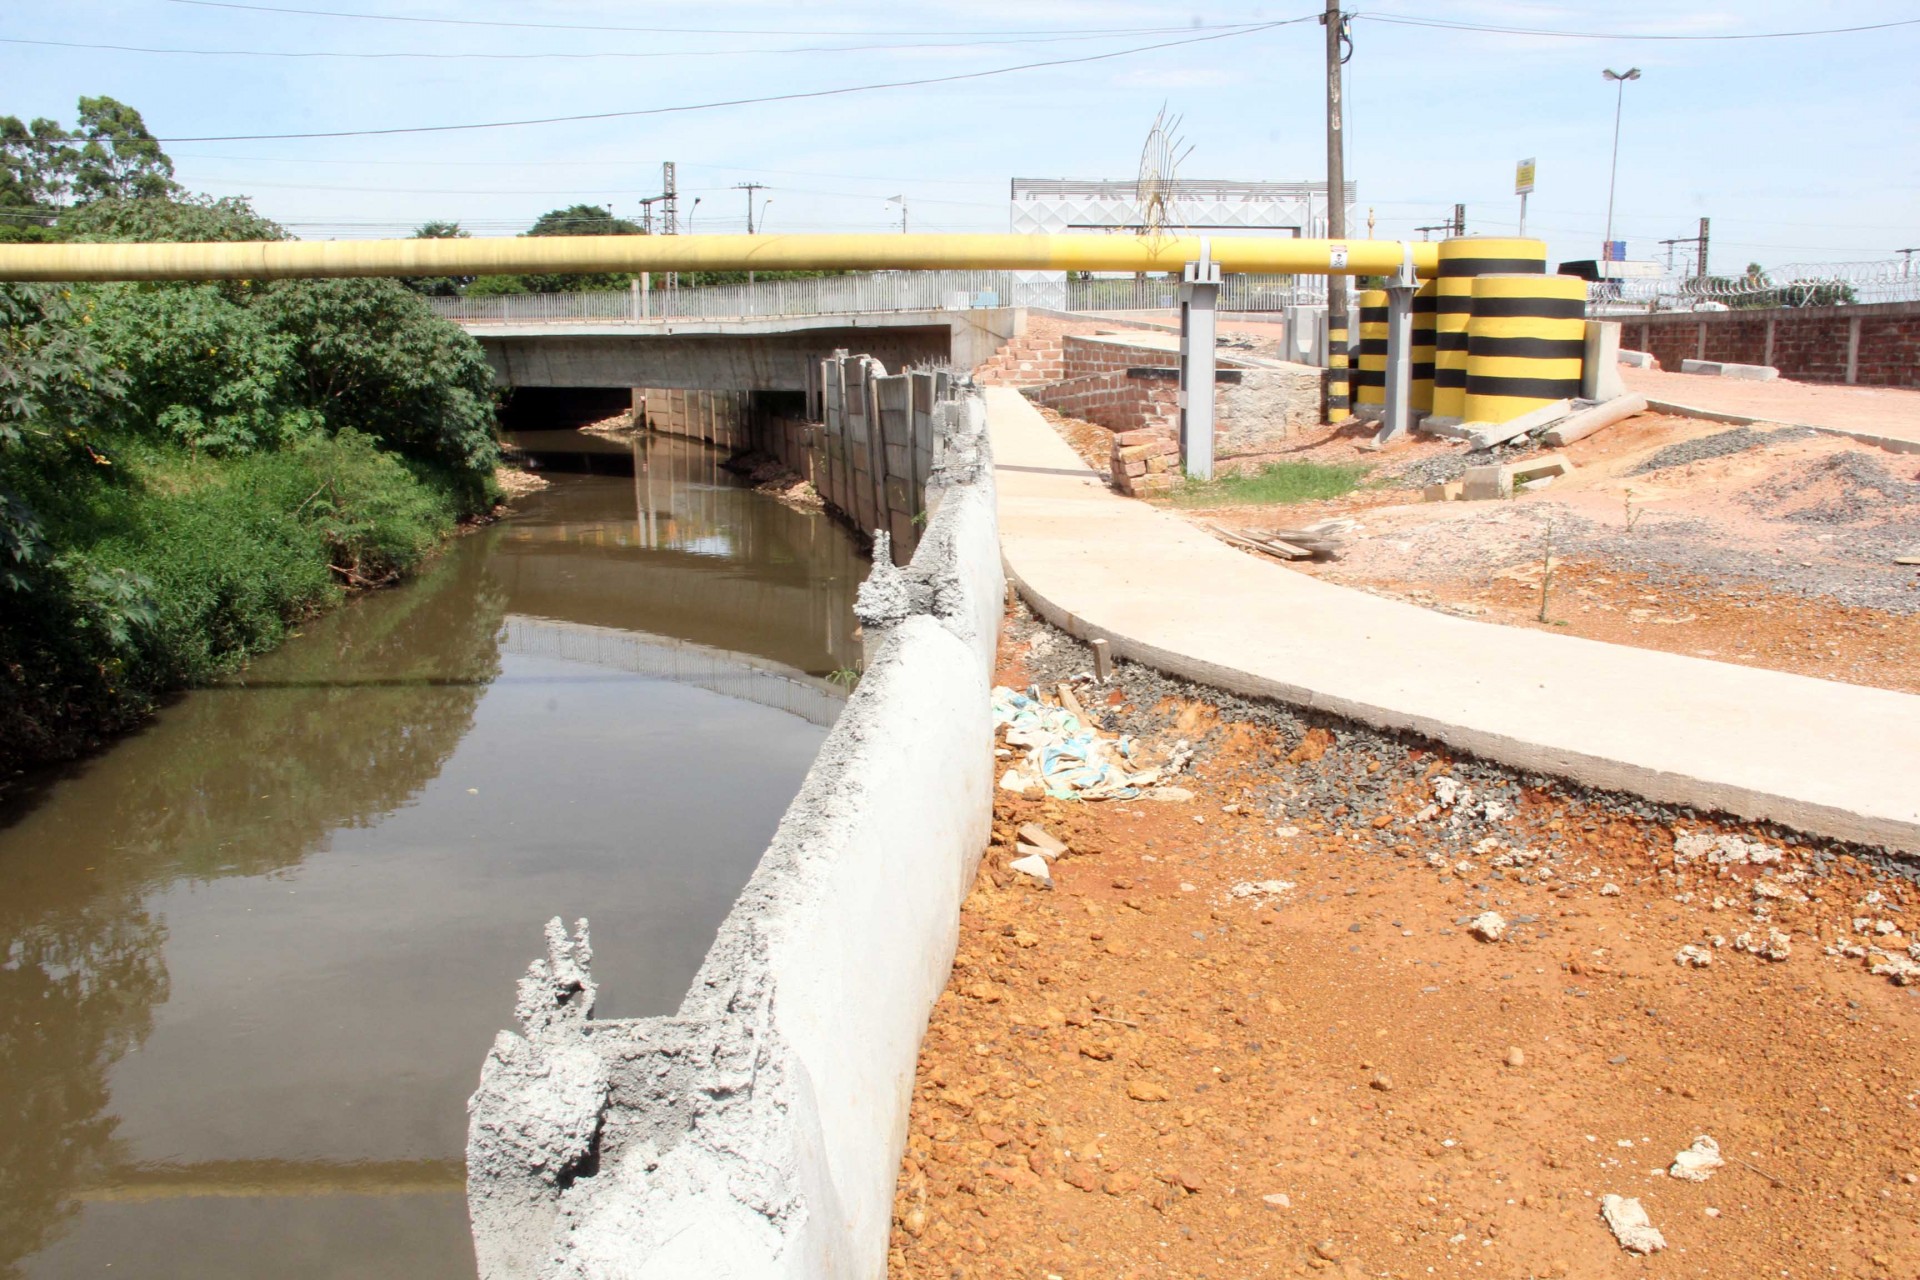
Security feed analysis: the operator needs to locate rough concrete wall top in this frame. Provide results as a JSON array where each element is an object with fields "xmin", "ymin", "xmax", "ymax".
[{"xmin": 467, "ymin": 389, "xmax": 1003, "ymax": 1280}]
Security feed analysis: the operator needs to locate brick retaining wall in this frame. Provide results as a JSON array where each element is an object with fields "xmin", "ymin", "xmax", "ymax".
[{"xmin": 1626, "ymin": 300, "xmax": 1920, "ymax": 388}]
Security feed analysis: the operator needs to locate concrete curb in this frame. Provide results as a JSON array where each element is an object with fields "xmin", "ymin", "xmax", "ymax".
[
  {"xmin": 466, "ymin": 395, "xmax": 1005, "ymax": 1279},
  {"xmin": 1645, "ymin": 398, "xmax": 1920, "ymax": 456},
  {"xmin": 987, "ymin": 387, "xmax": 1920, "ymax": 856}
]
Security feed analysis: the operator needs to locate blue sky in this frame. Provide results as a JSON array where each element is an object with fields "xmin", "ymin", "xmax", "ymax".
[{"xmin": 6, "ymin": 0, "xmax": 1917, "ymax": 272}]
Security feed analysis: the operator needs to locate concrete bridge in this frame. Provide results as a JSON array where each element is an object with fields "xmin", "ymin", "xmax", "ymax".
[{"xmin": 452, "ymin": 308, "xmax": 1023, "ymax": 391}]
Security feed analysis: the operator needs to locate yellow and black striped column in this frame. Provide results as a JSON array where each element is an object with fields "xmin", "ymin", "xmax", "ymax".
[
  {"xmin": 1354, "ymin": 289, "xmax": 1389, "ymax": 414},
  {"xmin": 1327, "ymin": 315, "xmax": 1350, "ymax": 417},
  {"xmin": 1410, "ymin": 280, "xmax": 1437, "ymax": 415},
  {"xmin": 1465, "ymin": 273, "xmax": 1588, "ymax": 423},
  {"xmin": 1432, "ymin": 237, "xmax": 1547, "ymax": 422}
]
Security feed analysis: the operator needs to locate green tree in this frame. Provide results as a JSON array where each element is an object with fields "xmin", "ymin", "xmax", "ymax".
[
  {"xmin": 0, "ymin": 116, "xmax": 70, "ymax": 240},
  {"xmin": 0, "ymin": 97, "xmax": 180, "ymax": 237},
  {"xmin": 67, "ymin": 96, "xmax": 181, "ymax": 204},
  {"xmin": 519, "ymin": 203, "xmax": 644, "ymax": 293},
  {"xmin": 61, "ymin": 192, "xmax": 284, "ymax": 244},
  {"xmin": 401, "ymin": 219, "xmax": 474, "ymax": 298}
]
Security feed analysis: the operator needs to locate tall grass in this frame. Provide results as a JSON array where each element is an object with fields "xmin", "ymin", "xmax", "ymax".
[
  {"xmin": 1, "ymin": 430, "xmax": 467, "ymax": 773},
  {"xmin": 1169, "ymin": 461, "xmax": 1368, "ymax": 508}
]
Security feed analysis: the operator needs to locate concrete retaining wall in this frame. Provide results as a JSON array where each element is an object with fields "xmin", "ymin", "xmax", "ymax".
[{"xmin": 465, "ymin": 393, "xmax": 1004, "ymax": 1279}]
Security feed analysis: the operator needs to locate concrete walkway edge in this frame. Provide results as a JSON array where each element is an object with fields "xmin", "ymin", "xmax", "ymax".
[
  {"xmin": 1643, "ymin": 397, "xmax": 1920, "ymax": 456},
  {"xmin": 987, "ymin": 387, "xmax": 1920, "ymax": 855}
]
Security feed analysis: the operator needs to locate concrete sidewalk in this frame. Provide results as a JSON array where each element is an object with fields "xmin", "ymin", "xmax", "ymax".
[
  {"xmin": 987, "ymin": 387, "xmax": 1920, "ymax": 855},
  {"xmin": 1622, "ymin": 365, "xmax": 1920, "ymax": 452}
]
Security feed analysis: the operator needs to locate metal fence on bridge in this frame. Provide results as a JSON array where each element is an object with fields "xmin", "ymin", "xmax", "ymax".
[{"xmin": 426, "ymin": 270, "xmax": 1323, "ymax": 325}]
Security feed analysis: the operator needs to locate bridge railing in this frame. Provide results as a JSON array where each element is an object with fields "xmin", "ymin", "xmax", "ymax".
[{"xmin": 426, "ymin": 270, "xmax": 1322, "ymax": 324}]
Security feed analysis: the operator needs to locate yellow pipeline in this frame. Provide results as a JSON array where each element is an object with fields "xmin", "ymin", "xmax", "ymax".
[{"xmin": 0, "ymin": 232, "xmax": 1440, "ymax": 283}]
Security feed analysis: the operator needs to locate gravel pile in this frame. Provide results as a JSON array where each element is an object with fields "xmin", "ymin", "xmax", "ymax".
[
  {"xmin": 1345, "ymin": 495, "xmax": 1920, "ymax": 615},
  {"xmin": 1630, "ymin": 425, "xmax": 1817, "ymax": 477},
  {"xmin": 1748, "ymin": 450, "xmax": 1920, "ymax": 526}
]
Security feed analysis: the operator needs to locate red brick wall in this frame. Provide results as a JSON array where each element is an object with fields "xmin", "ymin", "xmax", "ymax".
[
  {"xmin": 1628, "ymin": 301, "xmax": 1920, "ymax": 388},
  {"xmin": 1027, "ymin": 371, "xmax": 1177, "ymax": 436}
]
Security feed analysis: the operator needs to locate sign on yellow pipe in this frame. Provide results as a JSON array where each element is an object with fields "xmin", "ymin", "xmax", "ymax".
[{"xmin": 0, "ymin": 233, "xmax": 1438, "ymax": 283}]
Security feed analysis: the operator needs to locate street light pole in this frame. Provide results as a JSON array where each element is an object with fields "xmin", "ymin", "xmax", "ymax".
[{"xmin": 1601, "ymin": 67, "xmax": 1641, "ymax": 276}]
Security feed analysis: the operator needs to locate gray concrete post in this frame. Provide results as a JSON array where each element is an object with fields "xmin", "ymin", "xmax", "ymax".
[
  {"xmin": 1180, "ymin": 241, "xmax": 1222, "ymax": 481},
  {"xmin": 1375, "ymin": 244, "xmax": 1418, "ymax": 445}
]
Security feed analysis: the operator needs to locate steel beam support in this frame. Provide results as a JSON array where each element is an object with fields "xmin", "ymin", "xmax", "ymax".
[
  {"xmin": 1180, "ymin": 242, "xmax": 1222, "ymax": 481},
  {"xmin": 1375, "ymin": 243, "xmax": 1419, "ymax": 445}
]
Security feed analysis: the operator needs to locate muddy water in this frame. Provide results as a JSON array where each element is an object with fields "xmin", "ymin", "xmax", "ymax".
[{"xmin": 0, "ymin": 431, "xmax": 864, "ymax": 1278}]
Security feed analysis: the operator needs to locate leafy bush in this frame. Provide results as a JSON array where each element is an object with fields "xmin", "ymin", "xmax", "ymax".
[
  {"xmin": 253, "ymin": 277, "xmax": 500, "ymax": 484},
  {"xmin": 87, "ymin": 282, "xmax": 313, "ymax": 454}
]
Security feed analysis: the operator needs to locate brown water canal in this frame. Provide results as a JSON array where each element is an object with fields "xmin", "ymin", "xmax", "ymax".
[{"xmin": 0, "ymin": 430, "xmax": 865, "ymax": 1278}]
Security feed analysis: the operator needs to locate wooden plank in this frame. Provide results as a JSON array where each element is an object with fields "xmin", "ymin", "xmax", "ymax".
[{"xmin": 1206, "ymin": 523, "xmax": 1313, "ymax": 561}]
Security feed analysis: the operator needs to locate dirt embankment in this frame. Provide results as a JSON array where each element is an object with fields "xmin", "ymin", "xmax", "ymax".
[
  {"xmin": 889, "ymin": 607, "xmax": 1920, "ymax": 1280},
  {"xmin": 1144, "ymin": 407, "xmax": 1920, "ymax": 695}
]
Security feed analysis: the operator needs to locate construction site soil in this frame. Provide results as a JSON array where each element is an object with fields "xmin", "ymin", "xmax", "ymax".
[
  {"xmin": 1036, "ymin": 402, "xmax": 1920, "ymax": 696},
  {"xmin": 889, "ymin": 606, "xmax": 1920, "ymax": 1280}
]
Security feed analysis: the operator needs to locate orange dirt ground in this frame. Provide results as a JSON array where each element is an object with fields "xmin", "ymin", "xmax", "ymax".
[
  {"xmin": 888, "ymin": 618, "xmax": 1920, "ymax": 1280},
  {"xmin": 1032, "ymin": 399, "xmax": 1920, "ymax": 696}
]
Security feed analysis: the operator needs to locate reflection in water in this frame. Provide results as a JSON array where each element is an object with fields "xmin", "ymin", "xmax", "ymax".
[
  {"xmin": 0, "ymin": 432, "xmax": 862, "ymax": 1278},
  {"xmin": 504, "ymin": 431, "xmax": 864, "ymax": 675}
]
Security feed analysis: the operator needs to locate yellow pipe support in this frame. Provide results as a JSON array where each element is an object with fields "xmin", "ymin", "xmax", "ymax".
[
  {"xmin": 1430, "ymin": 236, "xmax": 1546, "ymax": 421},
  {"xmin": 0, "ymin": 233, "xmax": 1440, "ymax": 283},
  {"xmin": 1464, "ymin": 273, "xmax": 1588, "ymax": 424},
  {"xmin": 1326, "ymin": 320, "xmax": 1350, "ymax": 416},
  {"xmin": 1354, "ymin": 289, "xmax": 1389, "ymax": 409},
  {"xmin": 1409, "ymin": 280, "xmax": 1438, "ymax": 414}
]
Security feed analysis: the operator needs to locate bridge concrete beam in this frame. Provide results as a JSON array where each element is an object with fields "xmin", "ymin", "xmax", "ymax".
[{"xmin": 466, "ymin": 309, "xmax": 1023, "ymax": 390}]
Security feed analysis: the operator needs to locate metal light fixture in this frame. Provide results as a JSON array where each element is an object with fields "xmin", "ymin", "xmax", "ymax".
[{"xmin": 1601, "ymin": 67, "xmax": 1642, "ymax": 276}]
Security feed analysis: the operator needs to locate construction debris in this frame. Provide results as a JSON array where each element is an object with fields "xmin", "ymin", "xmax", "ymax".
[
  {"xmin": 1008, "ymin": 853, "xmax": 1053, "ymax": 887},
  {"xmin": 1600, "ymin": 1195, "xmax": 1668, "ymax": 1254},
  {"xmin": 1206, "ymin": 518, "xmax": 1357, "ymax": 562},
  {"xmin": 1462, "ymin": 454, "xmax": 1575, "ymax": 501},
  {"xmin": 1017, "ymin": 823, "xmax": 1070, "ymax": 861},
  {"xmin": 1464, "ymin": 399, "xmax": 1574, "ymax": 452},
  {"xmin": 991, "ymin": 685, "xmax": 1186, "ymax": 802},
  {"xmin": 1468, "ymin": 912, "xmax": 1507, "ymax": 943},
  {"xmin": 1670, "ymin": 1135, "xmax": 1725, "ymax": 1182},
  {"xmin": 1542, "ymin": 393, "xmax": 1649, "ymax": 447},
  {"xmin": 1674, "ymin": 944, "xmax": 1714, "ymax": 968}
]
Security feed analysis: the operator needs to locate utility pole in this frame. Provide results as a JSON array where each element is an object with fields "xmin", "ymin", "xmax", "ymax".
[
  {"xmin": 1696, "ymin": 216, "xmax": 1710, "ymax": 281},
  {"xmin": 661, "ymin": 162, "xmax": 678, "ymax": 236},
  {"xmin": 1321, "ymin": 0, "xmax": 1350, "ymax": 417},
  {"xmin": 888, "ymin": 194, "xmax": 907, "ymax": 233},
  {"xmin": 737, "ymin": 182, "xmax": 768, "ymax": 234}
]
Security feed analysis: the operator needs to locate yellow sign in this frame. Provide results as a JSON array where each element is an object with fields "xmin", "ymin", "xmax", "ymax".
[{"xmin": 1515, "ymin": 158, "xmax": 1537, "ymax": 195}]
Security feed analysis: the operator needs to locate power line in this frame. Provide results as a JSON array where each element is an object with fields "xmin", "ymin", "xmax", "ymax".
[
  {"xmin": 32, "ymin": 18, "xmax": 1314, "ymax": 143},
  {"xmin": 1354, "ymin": 12, "xmax": 1920, "ymax": 41},
  {"xmin": 160, "ymin": 0, "xmax": 1273, "ymax": 39},
  {"xmin": 0, "ymin": 25, "xmax": 1274, "ymax": 61}
]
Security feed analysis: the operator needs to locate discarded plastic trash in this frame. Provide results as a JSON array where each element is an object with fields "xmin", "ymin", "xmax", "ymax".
[{"xmin": 991, "ymin": 685, "xmax": 1180, "ymax": 802}]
